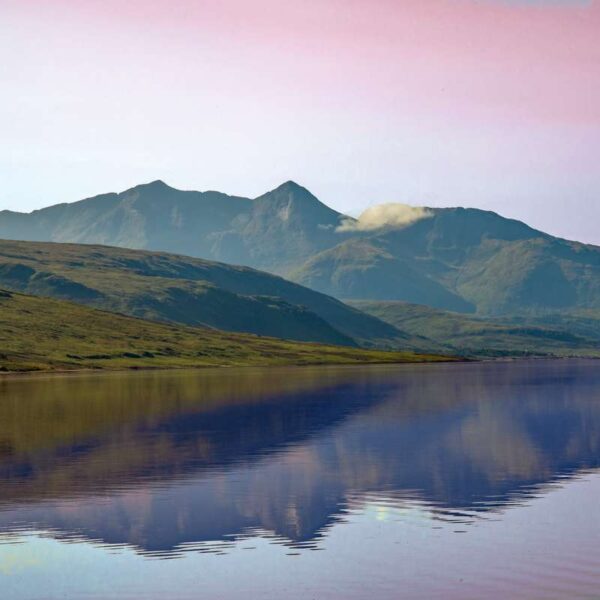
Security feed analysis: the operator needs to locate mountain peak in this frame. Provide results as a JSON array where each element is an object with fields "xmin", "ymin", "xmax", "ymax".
[
  {"xmin": 280, "ymin": 180, "xmax": 303, "ymax": 189},
  {"xmin": 129, "ymin": 180, "xmax": 175, "ymax": 193},
  {"xmin": 256, "ymin": 181, "xmax": 332, "ymax": 211},
  {"xmin": 270, "ymin": 180, "xmax": 312, "ymax": 196}
]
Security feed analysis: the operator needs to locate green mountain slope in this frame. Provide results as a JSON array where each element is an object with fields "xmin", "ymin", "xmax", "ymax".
[
  {"xmin": 350, "ymin": 300, "xmax": 600, "ymax": 358},
  {"xmin": 292, "ymin": 207, "xmax": 600, "ymax": 316},
  {"xmin": 0, "ymin": 239, "xmax": 405, "ymax": 348},
  {"xmin": 0, "ymin": 180, "xmax": 348, "ymax": 275},
  {"xmin": 0, "ymin": 290, "xmax": 448, "ymax": 373},
  {"xmin": 3, "ymin": 180, "xmax": 600, "ymax": 318},
  {"xmin": 290, "ymin": 237, "xmax": 474, "ymax": 312}
]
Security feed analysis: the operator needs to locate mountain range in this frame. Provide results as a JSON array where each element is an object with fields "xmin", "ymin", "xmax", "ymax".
[
  {"xmin": 2, "ymin": 180, "xmax": 600, "ymax": 360},
  {"xmin": 3, "ymin": 180, "xmax": 600, "ymax": 320},
  {"xmin": 0, "ymin": 180, "xmax": 346, "ymax": 276}
]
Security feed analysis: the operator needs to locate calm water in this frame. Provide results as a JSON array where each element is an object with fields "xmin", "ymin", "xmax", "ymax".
[{"xmin": 0, "ymin": 360, "xmax": 599, "ymax": 599}]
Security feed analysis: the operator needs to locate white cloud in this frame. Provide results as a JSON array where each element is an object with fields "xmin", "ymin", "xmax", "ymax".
[{"xmin": 336, "ymin": 203, "xmax": 433, "ymax": 232}]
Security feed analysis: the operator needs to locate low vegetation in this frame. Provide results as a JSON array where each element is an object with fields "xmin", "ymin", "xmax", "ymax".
[
  {"xmin": 350, "ymin": 300, "xmax": 600, "ymax": 358},
  {"xmin": 0, "ymin": 238, "xmax": 402, "ymax": 348},
  {"xmin": 0, "ymin": 290, "xmax": 451, "ymax": 373}
]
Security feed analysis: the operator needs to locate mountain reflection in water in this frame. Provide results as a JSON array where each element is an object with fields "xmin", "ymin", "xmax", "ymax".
[{"xmin": 0, "ymin": 360, "xmax": 599, "ymax": 556}]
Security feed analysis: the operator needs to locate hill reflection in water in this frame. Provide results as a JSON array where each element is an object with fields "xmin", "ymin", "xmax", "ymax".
[{"xmin": 0, "ymin": 360, "xmax": 599, "ymax": 556}]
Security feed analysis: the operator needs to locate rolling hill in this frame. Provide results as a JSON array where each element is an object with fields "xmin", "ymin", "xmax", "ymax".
[
  {"xmin": 350, "ymin": 300, "xmax": 600, "ymax": 358},
  {"xmin": 0, "ymin": 239, "xmax": 409, "ymax": 349},
  {"xmin": 0, "ymin": 289, "xmax": 446, "ymax": 372}
]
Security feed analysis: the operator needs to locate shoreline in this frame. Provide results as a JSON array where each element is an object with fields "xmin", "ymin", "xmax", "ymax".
[
  {"xmin": 0, "ymin": 356, "xmax": 468, "ymax": 380},
  {"xmin": 3, "ymin": 354, "xmax": 599, "ymax": 382}
]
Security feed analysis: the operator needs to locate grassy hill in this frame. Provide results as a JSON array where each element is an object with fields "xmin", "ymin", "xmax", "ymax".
[
  {"xmin": 350, "ymin": 300, "xmax": 600, "ymax": 358},
  {"xmin": 0, "ymin": 290, "xmax": 449, "ymax": 373},
  {"xmin": 0, "ymin": 239, "xmax": 407, "ymax": 348}
]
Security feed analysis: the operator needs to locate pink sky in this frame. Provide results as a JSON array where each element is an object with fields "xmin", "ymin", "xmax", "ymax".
[{"xmin": 2, "ymin": 0, "xmax": 599, "ymax": 242}]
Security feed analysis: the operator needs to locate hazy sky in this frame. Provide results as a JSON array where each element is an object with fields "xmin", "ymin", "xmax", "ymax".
[{"xmin": 2, "ymin": 0, "xmax": 599, "ymax": 243}]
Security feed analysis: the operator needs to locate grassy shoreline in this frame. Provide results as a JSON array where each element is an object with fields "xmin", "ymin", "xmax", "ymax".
[
  {"xmin": 0, "ymin": 357, "xmax": 464, "ymax": 378},
  {"xmin": 0, "ymin": 289, "xmax": 455, "ymax": 373}
]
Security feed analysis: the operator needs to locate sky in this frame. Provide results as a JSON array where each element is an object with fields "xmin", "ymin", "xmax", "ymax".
[{"xmin": 1, "ymin": 0, "xmax": 599, "ymax": 243}]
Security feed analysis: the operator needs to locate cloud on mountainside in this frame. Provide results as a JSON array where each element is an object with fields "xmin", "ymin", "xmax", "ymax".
[{"xmin": 336, "ymin": 204, "xmax": 433, "ymax": 232}]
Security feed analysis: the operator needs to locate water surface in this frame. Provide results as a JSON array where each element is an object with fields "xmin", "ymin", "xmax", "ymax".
[{"xmin": 1, "ymin": 360, "xmax": 599, "ymax": 598}]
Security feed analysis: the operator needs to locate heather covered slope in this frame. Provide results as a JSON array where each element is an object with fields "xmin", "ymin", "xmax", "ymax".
[
  {"xmin": 0, "ymin": 290, "xmax": 447, "ymax": 373},
  {"xmin": 0, "ymin": 239, "xmax": 406, "ymax": 348},
  {"xmin": 350, "ymin": 300, "xmax": 600, "ymax": 358}
]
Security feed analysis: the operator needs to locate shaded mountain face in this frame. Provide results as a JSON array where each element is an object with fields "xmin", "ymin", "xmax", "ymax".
[
  {"xmin": 234, "ymin": 181, "xmax": 349, "ymax": 273},
  {"xmin": 291, "ymin": 207, "xmax": 600, "ymax": 316},
  {"xmin": 0, "ymin": 181, "xmax": 250, "ymax": 257},
  {"xmin": 0, "ymin": 180, "xmax": 348, "ymax": 275},
  {"xmin": 3, "ymin": 180, "xmax": 600, "ymax": 316},
  {"xmin": 0, "ymin": 239, "xmax": 409, "ymax": 349}
]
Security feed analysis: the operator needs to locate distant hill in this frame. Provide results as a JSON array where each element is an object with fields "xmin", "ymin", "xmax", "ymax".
[
  {"xmin": 0, "ymin": 289, "xmax": 444, "ymax": 372},
  {"xmin": 0, "ymin": 239, "xmax": 410, "ymax": 349},
  {"xmin": 350, "ymin": 300, "xmax": 600, "ymax": 358},
  {"xmin": 3, "ymin": 180, "xmax": 600, "ymax": 317}
]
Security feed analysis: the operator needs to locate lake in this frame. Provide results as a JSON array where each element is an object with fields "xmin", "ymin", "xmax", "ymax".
[{"xmin": 0, "ymin": 360, "xmax": 599, "ymax": 599}]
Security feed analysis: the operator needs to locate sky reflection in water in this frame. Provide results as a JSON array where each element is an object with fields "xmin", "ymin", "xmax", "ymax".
[{"xmin": 0, "ymin": 360, "xmax": 599, "ymax": 598}]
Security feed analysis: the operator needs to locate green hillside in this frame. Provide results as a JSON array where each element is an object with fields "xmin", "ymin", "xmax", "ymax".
[
  {"xmin": 349, "ymin": 300, "xmax": 600, "ymax": 358},
  {"xmin": 0, "ymin": 239, "xmax": 409, "ymax": 348},
  {"xmin": 291, "ymin": 237, "xmax": 474, "ymax": 312},
  {"xmin": 0, "ymin": 290, "xmax": 448, "ymax": 373},
  {"xmin": 292, "ymin": 207, "xmax": 600, "ymax": 317},
  {"xmin": 3, "ymin": 180, "xmax": 600, "ymax": 319}
]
